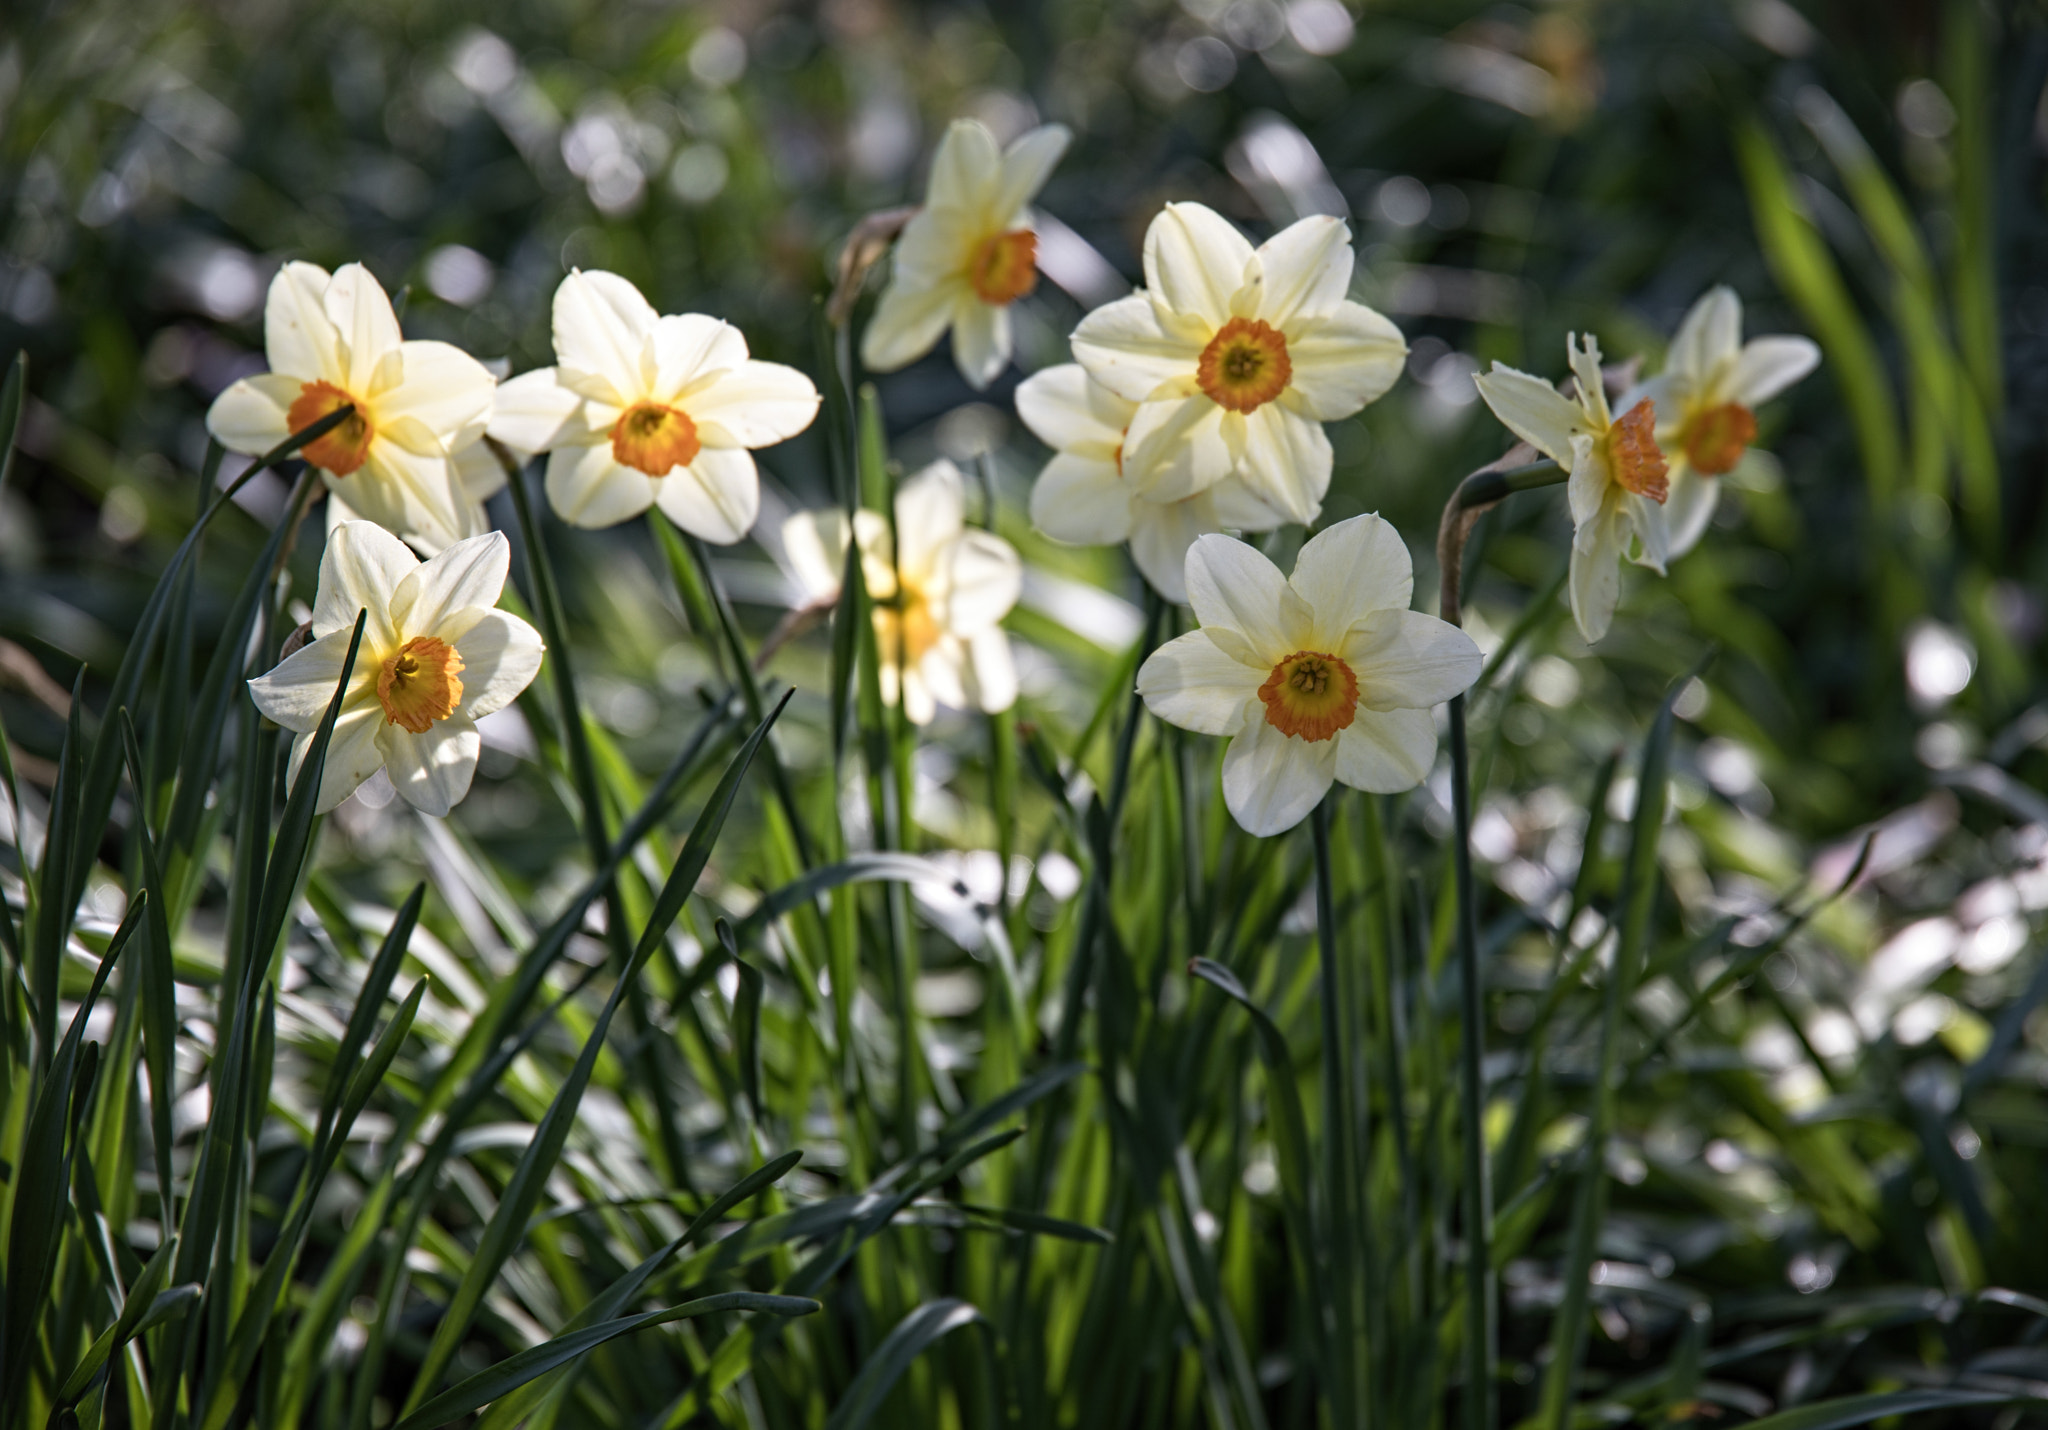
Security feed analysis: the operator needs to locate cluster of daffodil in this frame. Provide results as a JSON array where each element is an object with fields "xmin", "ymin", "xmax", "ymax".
[{"xmin": 211, "ymin": 113, "xmax": 1816, "ymax": 837}]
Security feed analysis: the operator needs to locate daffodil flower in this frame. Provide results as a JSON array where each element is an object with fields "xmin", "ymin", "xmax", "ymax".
[
  {"xmin": 1136, "ymin": 515, "xmax": 1481, "ymax": 837},
  {"xmin": 1069, "ymin": 203, "xmax": 1406, "ymax": 526},
  {"xmin": 206, "ymin": 263, "xmax": 498, "ymax": 554},
  {"xmin": 780, "ymin": 461, "xmax": 1022, "ymax": 725},
  {"xmin": 1015, "ymin": 362, "xmax": 1283, "ymax": 603},
  {"xmin": 1473, "ymin": 334, "xmax": 1672, "ymax": 645},
  {"xmin": 1636, "ymin": 286, "xmax": 1820, "ymax": 557},
  {"xmin": 248, "ymin": 521, "xmax": 544, "ymax": 816},
  {"xmin": 486, "ymin": 270, "xmax": 820, "ymax": 542},
  {"xmin": 860, "ymin": 118, "xmax": 1072, "ymax": 390}
]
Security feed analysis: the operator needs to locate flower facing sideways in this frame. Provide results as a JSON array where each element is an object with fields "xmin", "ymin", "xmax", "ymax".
[
  {"xmin": 1473, "ymin": 334, "xmax": 1671, "ymax": 645},
  {"xmin": 207, "ymin": 263, "xmax": 498, "ymax": 554},
  {"xmin": 861, "ymin": 118, "xmax": 1071, "ymax": 390},
  {"xmin": 487, "ymin": 270, "xmax": 820, "ymax": 542},
  {"xmin": 1636, "ymin": 285, "xmax": 1820, "ymax": 557},
  {"xmin": 1070, "ymin": 203, "xmax": 1406, "ymax": 525},
  {"xmin": 1137, "ymin": 515, "xmax": 1481, "ymax": 837},
  {"xmin": 1016, "ymin": 363, "xmax": 1284, "ymax": 604},
  {"xmin": 780, "ymin": 461, "xmax": 1023, "ymax": 725},
  {"xmin": 248, "ymin": 522, "xmax": 544, "ymax": 815}
]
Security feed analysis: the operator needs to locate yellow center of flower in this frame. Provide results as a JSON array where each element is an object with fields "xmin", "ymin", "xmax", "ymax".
[
  {"xmin": 287, "ymin": 380, "xmax": 374, "ymax": 476},
  {"xmin": 1680, "ymin": 401, "xmax": 1756, "ymax": 477},
  {"xmin": 967, "ymin": 229, "xmax": 1039, "ymax": 305},
  {"xmin": 873, "ymin": 590, "xmax": 944, "ymax": 672},
  {"xmin": 377, "ymin": 636, "xmax": 465, "ymax": 735},
  {"xmin": 611, "ymin": 401, "xmax": 701, "ymax": 476},
  {"xmin": 1603, "ymin": 398, "xmax": 1670, "ymax": 503},
  {"xmin": 1258, "ymin": 651, "xmax": 1359, "ymax": 742},
  {"xmin": 1197, "ymin": 317, "xmax": 1292, "ymax": 414}
]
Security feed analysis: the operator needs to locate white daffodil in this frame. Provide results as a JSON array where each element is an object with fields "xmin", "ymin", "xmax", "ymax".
[
  {"xmin": 860, "ymin": 118, "xmax": 1071, "ymax": 390},
  {"xmin": 1069, "ymin": 203, "xmax": 1406, "ymax": 525},
  {"xmin": 207, "ymin": 262, "xmax": 498, "ymax": 554},
  {"xmin": 780, "ymin": 461, "xmax": 1022, "ymax": 725},
  {"xmin": 1015, "ymin": 362, "xmax": 1283, "ymax": 603},
  {"xmin": 248, "ymin": 521, "xmax": 544, "ymax": 816},
  {"xmin": 1137, "ymin": 514, "xmax": 1480, "ymax": 837},
  {"xmin": 486, "ymin": 270, "xmax": 820, "ymax": 542},
  {"xmin": 1636, "ymin": 286, "xmax": 1820, "ymax": 557},
  {"xmin": 1473, "ymin": 334, "xmax": 1672, "ymax": 645}
]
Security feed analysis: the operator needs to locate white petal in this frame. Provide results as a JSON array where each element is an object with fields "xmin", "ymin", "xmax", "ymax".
[
  {"xmin": 452, "ymin": 609, "xmax": 545, "ymax": 719},
  {"xmin": 915, "ymin": 637, "xmax": 969, "ymax": 711},
  {"xmin": 1143, "ymin": 202, "xmax": 1254, "ymax": 327},
  {"xmin": 545, "ymin": 442, "xmax": 656, "ymax": 529},
  {"xmin": 1339, "ymin": 610, "xmax": 1481, "ymax": 710},
  {"xmin": 1184, "ymin": 533, "xmax": 1298, "ymax": 663},
  {"xmin": 297, "ymin": 709, "xmax": 390, "ymax": 816},
  {"xmin": 377, "ymin": 341, "xmax": 497, "ymax": 453},
  {"xmin": 1127, "ymin": 499, "xmax": 1209, "ymax": 602},
  {"xmin": 1120, "ymin": 395, "xmax": 1234, "ymax": 503},
  {"xmin": 952, "ymin": 300, "xmax": 1011, "ymax": 390},
  {"xmin": 1473, "ymin": 364, "xmax": 1579, "ymax": 468},
  {"xmin": 453, "ymin": 439, "xmax": 508, "ymax": 503},
  {"xmin": 926, "ymin": 118, "xmax": 1003, "ymax": 214},
  {"xmin": 655, "ymin": 447, "xmax": 759, "ymax": 544},
  {"xmin": 1236, "ymin": 404, "xmax": 1332, "ymax": 526},
  {"xmin": 965, "ymin": 627, "xmax": 1019, "ymax": 714},
  {"xmin": 1029, "ymin": 453, "xmax": 1134, "ymax": 545},
  {"xmin": 248, "ymin": 629, "xmax": 363, "ymax": 732},
  {"xmin": 324, "ymin": 264, "xmax": 405, "ymax": 396},
  {"xmin": 1569, "ymin": 512, "xmax": 1625, "ymax": 644},
  {"xmin": 1252, "ymin": 216, "xmax": 1353, "ymax": 324},
  {"xmin": 1288, "ymin": 512, "xmax": 1413, "ymax": 640},
  {"xmin": 1567, "ymin": 334, "xmax": 1610, "ymax": 428},
  {"xmin": 1284, "ymin": 301, "xmax": 1406, "ymax": 419},
  {"xmin": 1222, "ymin": 717, "xmax": 1334, "ymax": 837},
  {"xmin": 991, "ymin": 124, "xmax": 1072, "ymax": 221},
  {"xmin": 893, "ymin": 460, "xmax": 966, "ymax": 574},
  {"xmin": 892, "ymin": 204, "xmax": 974, "ymax": 281},
  {"xmin": 206, "ymin": 374, "xmax": 297, "ymax": 455},
  {"xmin": 688, "ymin": 360, "xmax": 819, "ymax": 448},
  {"xmin": 487, "ymin": 369, "xmax": 582, "ymax": 454},
  {"xmin": 1136, "ymin": 630, "xmax": 1261, "ymax": 734},
  {"xmin": 930, "ymin": 529, "xmax": 1022, "ymax": 633},
  {"xmin": 1668, "ymin": 286, "xmax": 1740, "ymax": 386},
  {"xmin": 313, "ymin": 520, "xmax": 416, "ymax": 644},
  {"xmin": 1565, "ymin": 434, "xmax": 1608, "ymax": 530},
  {"xmin": 264, "ymin": 262, "xmax": 342, "ymax": 382},
  {"xmin": 1334, "ymin": 708, "xmax": 1436, "ymax": 794},
  {"xmin": 781, "ymin": 509, "xmax": 851, "ymax": 604},
  {"xmin": 651, "ymin": 313, "xmax": 749, "ymax": 400},
  {"xmin": 1204, "ymin": 477, "xmax": 1286, "ymax": 532},
  {"xmin": 379, "ymin": 718, "xmax": 480, "ymax": 818},
  {"xmin": 1626, "ymin": 492, "xmax": 1671, "ymax": 575},
  {"xmin": 1661, "ymin": 462, "xmax": 1719, "ymax": 559},
  {"xmin": 1728, "ymin": 336, "xmax": 1821, "ymax": 407},
  {"xmin": 393, "ymin": 530, "xmax": 510, "ymax": 641},
  {"xmin": 553, "ymin": 269, "xmax": 656, "ymax": 404},
  {"xmin": 1071, "ymin": 293, "xmax": 1198, "ymax": 404},
  {"xmin": 347, "ymin": 443, "xmax": 481, "ymax": 555},
  {"xmin": 898, "ymin": 662, "xmax": 937, "ymax": 726},
  {"xmin": 860, "ymin": 277, "xmax": 960, "ymax": 373},
  {"xmin": 1015, "ymin": 363, "xmax": 1131, "ymax": 454}
]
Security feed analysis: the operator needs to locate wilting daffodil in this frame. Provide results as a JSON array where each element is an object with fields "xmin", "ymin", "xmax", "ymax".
[
  {"xmin": 1637, "ymin": 286, "xmax": 1820, "ymax": 557},
  {"xmin": 248, "ymin": 522, "xmax": 544, "ymax": 816},
  {"xmin": 1015, "ymin": 362, "xmax": 1283, "ymax": 604},
  {"xmin": 487, "ymin": 270, "xmax": 819, "ymax": 542},
  {"xmin": 860, "ymin": 118, "xmax": 1071, "ymax": 389},
  {"xmin": 1070, "ymin": 203, "xmax": 1405, "ymax": 526},
  {"xmin": 1473, "ymin": 335, "xmax": 1670, "ymax": 645},
  {"xmin": 207, "ymin": 263, "xmax": 498, "ymax": 554},
  {"xmin": 1136, "ymin": 514, "xmax": 1480, "ymax": 837}
]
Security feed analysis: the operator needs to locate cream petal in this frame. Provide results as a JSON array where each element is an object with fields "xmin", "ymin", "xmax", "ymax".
[
  {"xmin": 651, "ymin": 313, "xmax": 748, "ymax": 401},
  {"xmin": 264, "ymin": 262, "xmax": 342, "ymax": 381},
  {"xmin": 1669, "ymin": 286, "xmax": 1741, "ymax": 386},
  {"xmin": 324, "ymin": 264, "xmax": 405, "ymax": 396},
  {"xmin": 892, "ymin": 204, "xmax": 975, "ymax": 282},
  {"xmin": 1222, "ymin": 716, "xmax": 1335, "ymax": 837},
  {"xmin": 206, "ymin": 373, "xmax": 298, "ymax": 455},
  {"xmin": 379, "ymin": 717, "xmax": 480, "ymax": 818},
  {"xmin": 781, "ymin": 509, "xmax": 851, "ymax": 604},
  {"xmin": 893, "ymin": 460, "xmax": 967, "ymax": 573},
  {"xmin": 1728, "ymin": 335, "xmax": 1821, "ymax": 407},
  {"xmin": 965, "ymin": 627, "xmax": 1019, "ymax": 714},
  {"xmin": 1120, "ymin": 395, "xmax": 1233, "ymax": 504},
  {"xmin": 853, "ymin": 510, "xmax": 898, "ymax": 600},
  {"xmin": 293, "ymin": 709, "xmax": 391, "ymax": 816},
  {"xmin": 1143, "ymin": 202, "xmax": 1255, "ymax": 327},
  {"xmin": 552, "ymin": 269, "xmax": 656, "ymax": 403},
  {"xmin": 1339, "ymin": 609, "xmax": 1481, "ymax": 710},
  {"xmin": 1252, "ymin": 215, "xmax": 1354, "ymax": 325},
  {"xmin": 952, "ymin": 299, "xmax": 1011, "ymax": 390},
  {"xmin": 392, "ymin": 530, "xmax": 510, "ymax": 641},
  {"xmin": 1334, "ymin": 707, "xmax": 1436, "ymax": 795},
  {"xmin": 991, "ymin": 123, "xmax": 1072, "ymax": 221},
  {"xmin": 1473, "ymin": 364, "xmax": 1579, "ymax": 469},
  {"xmin": 687, "ymin": 360, "xmax": 819, "ymax": 449},
  {"xmin": 1204, "ymin": 477, "xmax": 1286, "ymax": 532},
  {"xmin": 1235, "ymin": 404, "xmax": 1332, "ymax": 526},
  {"xmin": 313, "ymin": 520, "xmax": 415, "ymax": 645},
  {"xmin": 917, "ymin": 638, "xmax": 970, "ymax": 710},
  {"xmin": 1626, "ymin": 492, "xmax": 1671, "ymax": 575},
  {"xmin": 898, "ymin": 662, "xmax": 938, "ymax": 726},
  {"xmin": 248, "ymin": 629, "xmax": 364, "ymax": 732},
  {"xmin": 861, "ymin": 275, "xmax": 961, "ymax": 373},
  {"xmin": 1136, "ymin": 630, "xmax": 1262, "ymax": 734},
  {"xmin": 1567, "ymin": 334, "xmax": 1610, "ymax": 428},
  {"xmin": 453, "ymin": 439, "xmax": 508, "ymax": 503},
  {"xmin": 347, "ymin": 442, "xmax": 479, "ymax": 555},
  {"xmin": 1127, "ymin": 498, "xmax": 1209, "ymax": 602},
  {"xmin": 1284, "ymin": 301, "xmax": 1406, "ymax": 419},
  {"xmin": 545, "ymin": 442, "xmax": 657, "ymax": 529},
  {"xmin": 1565, "ymin": 434, "xmax": 1608, "ymax": 530},
  {"xmin": 1661, "ymin": 462, "xmax": 1718, "ymax": 559},
  {"xmin": 1569, "ymin": 510, "xmax": 1625, "ymax": 644},
  {"xmin": 654, "ymin": 446, "xmax": 759, "ymax": 544},
  {"xmin": 1015, "ymin": 363, "xmax": 1132, "ymax": 453},
  {"xmin": 926, "ymin": 117, "xmax": 1004, "ymax": 215},
  {"xmin": 1184, "ymin": 532, "xmax": 1299, "ymax": 662},
  {"xmin": 930, "ymin": 529, "xmax": 1022, "ymax": 633},
  {"xmin": 1029, "ymin": 453, "xmax": 1134, "ymax": 546},
  {"xmin": 1289, "ymin": 512, "xmax": 1413, "ymax": 639},
  {"xmin": 452, "ymin": 609, "xmax": 545, "ymax": 720},
  {"xmin": 377, "ymin": 340, "xmax": 497, "ymax": 453},
  {"xmin": 486, "ymin": 369, "xmax": 581, "ymax": 454},
  {"xmin": 1071, "ymin": 293, "xmax": 1198, "ymax": 404}
]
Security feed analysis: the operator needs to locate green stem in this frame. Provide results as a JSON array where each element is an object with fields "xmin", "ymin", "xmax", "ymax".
[
  {"xmin": 1447, "ymin": 691, "xmax": 1496, "ymax": 1430},
  {"xmin": 1310, "ymin": 798, "xmax": 1362, "ymax": 1429}
]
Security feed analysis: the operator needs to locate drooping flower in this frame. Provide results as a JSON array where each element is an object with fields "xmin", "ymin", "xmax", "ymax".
[
  {"xmin": 780, "ymin": 461, "xmax": 1022, "ymax": 725},
  {"xmin": 1015, "ymin": 362, "xmax": 1283, "ymax": 603},
  {"xmin": 1069, "ymin": 203, "xmax": 1406, "ymax": 525},
  {"xmin": 248, "ymin": 522, "xmax": 544, "ymax": 816},
  {"xmin": 206, "ymin": 263, "xmax": 499, "ymax": 554},
  {"xmin": 860, "ymin": 118, "xmax": 1072, "ymax": 390},
  {"xmin": 1472, "ymin": 334, "xmax": 1672, "ymax": 645},
  {"xmin": 1136, "ymin": 515, "xmax": 1481, "ymax": 837},
  {"xmin": 486, "ymin": 270, "xmax": 820, "ymax": 542},
  {"xmin": 1636, "ymin": 286, "xmax": 1820, "ymax": 557}
]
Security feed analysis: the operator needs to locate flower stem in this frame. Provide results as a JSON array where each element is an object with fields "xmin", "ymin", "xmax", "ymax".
[{"xmin": 1310, "ymin": 796, "xmax": 1364, "ymax": 1428}]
